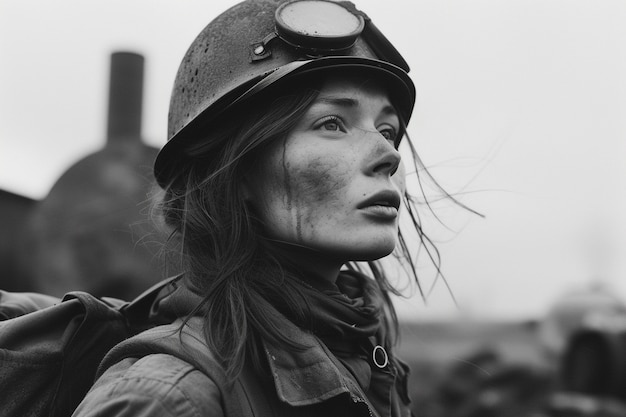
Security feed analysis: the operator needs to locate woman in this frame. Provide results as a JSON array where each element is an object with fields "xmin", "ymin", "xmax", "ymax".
[{"xmin": 74, "ymin": 0, "xmax": 432, "ymax": 416}]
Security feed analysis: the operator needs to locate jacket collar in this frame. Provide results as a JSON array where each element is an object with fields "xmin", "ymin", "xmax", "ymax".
[
  {"xmin": 262, "ymin": 311, "xmax": 369, "ymax": 407},
  {"xmin": 154, "ymin": 278, "xmax": 375, "ymax": 411}
]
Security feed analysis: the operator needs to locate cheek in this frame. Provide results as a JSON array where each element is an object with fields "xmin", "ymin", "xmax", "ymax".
[
  {"xmin": 285, "ymin": 150, "xmax": 353, "ymax": 239},
  {"xmin": 291, "ymin": 153, "xmax": 350, "ymax": 205},
  {"xmin": 392, "ymin": 161, "xmax": 407, "ymax": 194},
  {"xmin": 247, "ymin": 141, "xmax": 354, "ymax": 241}
]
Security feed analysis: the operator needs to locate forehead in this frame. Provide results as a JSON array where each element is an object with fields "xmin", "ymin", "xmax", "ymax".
[{"xmin": 316, "ymin": 75, "xmax": 394, "ymax": 106}]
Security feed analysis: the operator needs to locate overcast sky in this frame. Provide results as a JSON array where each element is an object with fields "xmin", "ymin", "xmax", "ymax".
[{"xmin": 1, "ymin": 0, "xmax": 625, "ymax": 321}]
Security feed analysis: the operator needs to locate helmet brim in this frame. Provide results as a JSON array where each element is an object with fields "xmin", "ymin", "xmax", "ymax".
[{"xmin": 154, "ymin": 56, "xmax": 415, "ymax": 187}]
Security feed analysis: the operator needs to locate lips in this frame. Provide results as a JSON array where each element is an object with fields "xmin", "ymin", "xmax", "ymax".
[{"xmin": 357, "ymin": 190, "xmax": 402, "ymax": 211}]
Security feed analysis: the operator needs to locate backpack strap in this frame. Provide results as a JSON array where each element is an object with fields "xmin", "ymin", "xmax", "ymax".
[
  {"xmin": 119, "ymin": 274, "xmax": 182, "ymax": 326},
  {"xmin": 100, "ymin": 318, "xmax": 275, "ymax": 417}
]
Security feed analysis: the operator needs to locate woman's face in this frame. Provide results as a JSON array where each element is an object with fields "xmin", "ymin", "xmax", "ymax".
[{"xmin": 245, "ymin": 76, "xmax": 406, "ymax": 262}]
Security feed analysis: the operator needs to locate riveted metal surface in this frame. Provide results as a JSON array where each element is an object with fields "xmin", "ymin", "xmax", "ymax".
[{"xmin": 156, "ymin": 0, "xmax": 415, "ymax": 187}]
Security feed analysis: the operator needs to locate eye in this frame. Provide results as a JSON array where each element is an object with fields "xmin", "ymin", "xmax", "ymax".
[
  {"xmin": 378, "ymin": 125, "xmax": 399, "ymax": 146},
  {"xmin": 317, "ymin": 115, "xmax": 346, "ymax": 133}
]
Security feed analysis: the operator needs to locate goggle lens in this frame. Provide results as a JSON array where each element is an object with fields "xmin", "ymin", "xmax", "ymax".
[{"xmin": 275, "ymin": 0, "xmax": 365, "ymax": 51}]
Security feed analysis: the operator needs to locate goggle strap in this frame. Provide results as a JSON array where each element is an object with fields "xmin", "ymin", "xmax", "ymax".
[{"xmin": 362, "ymin": 21, "xmax": 410, "ymax": 73}]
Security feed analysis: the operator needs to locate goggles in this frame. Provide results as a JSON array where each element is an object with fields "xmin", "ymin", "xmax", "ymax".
[{"xmin": 252, "ymin": 0, "xmax": 409, "ymax": 72}]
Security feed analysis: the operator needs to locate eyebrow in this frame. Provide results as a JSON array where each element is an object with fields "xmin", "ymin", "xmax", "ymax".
[
  {"xmin": 316, "ymin": 97, "xmax": 358, "ymax": 107},
  {"xmin": 314, "ymin": 96, "xmax": 398, "ymax": 116}
]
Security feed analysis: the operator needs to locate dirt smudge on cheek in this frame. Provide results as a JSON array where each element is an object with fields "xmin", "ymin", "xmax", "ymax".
[
  {"xmin": 280, "ymin": 138, "xmax": 351, "ymax": 245},
  {"xmin": 301, "ymin": 158, "xmax": 347, "ymax": 201},
  {"xmin": 280, "ymin": 138, "xmax": 304, "ymax": 241},
  {"xmin": 291, "ymin": 153, "xmax": 351, "ymax": 242},
  {"xmin": 281, "ymin": 138, "xmax": 292, "ymax": 211}
]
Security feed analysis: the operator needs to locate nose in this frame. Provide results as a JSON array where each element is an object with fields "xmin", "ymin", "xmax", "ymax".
[{"xmin": 368, "ymin": 140, "xmax": 402, "ymax": 177}]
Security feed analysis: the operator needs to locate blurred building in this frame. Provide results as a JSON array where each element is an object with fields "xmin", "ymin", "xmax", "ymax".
[
  {"xmin": 2, "ymin": 52, "xmax": 169, "ymax": 298},
  {"xmin": 0, "ymin": 190, "xmax": 37, "ymax": 291}
]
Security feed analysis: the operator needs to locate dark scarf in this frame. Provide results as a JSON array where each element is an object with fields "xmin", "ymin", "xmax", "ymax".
[{"xmin": 277, "ymin": 269, "xmax": 400, "ymax": 416}]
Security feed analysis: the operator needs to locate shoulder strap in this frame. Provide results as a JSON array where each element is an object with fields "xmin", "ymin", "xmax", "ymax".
[
  {"xmin": 101, "ymin": 319, "xmax": 275, "ymax": 417},
  {"xmin": 119, "ymin": 274, "xmax": 182, "ymax": 324}
]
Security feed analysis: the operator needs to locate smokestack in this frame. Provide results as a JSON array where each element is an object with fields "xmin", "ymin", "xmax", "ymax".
[{"xmin": 106, "ymin": 51, "xmax": 144, "ymax": 142}]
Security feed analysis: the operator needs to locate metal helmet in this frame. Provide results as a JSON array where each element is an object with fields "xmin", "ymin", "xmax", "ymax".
[{"xmin": 154, "ymin": 0, "xmax": 416, "ymax": 187}]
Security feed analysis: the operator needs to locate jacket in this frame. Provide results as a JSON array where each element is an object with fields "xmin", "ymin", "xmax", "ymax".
[{"xmin": 72, "ymin": 280, "xmax": 412, "ymax": 417}]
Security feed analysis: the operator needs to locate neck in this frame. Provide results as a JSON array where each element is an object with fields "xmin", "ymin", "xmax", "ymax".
[{"xmin": 266, "ymin": 240, "xmax": 342, "ymax": 284}]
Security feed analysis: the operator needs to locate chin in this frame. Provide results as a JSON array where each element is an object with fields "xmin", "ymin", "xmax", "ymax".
[
  {"xmin": 336, "ymin": 240, "xmax": 398, "ymax": 262},
  {"xmin": 358, "ymin": 246, "xmax": 396, "ymax": 261}
]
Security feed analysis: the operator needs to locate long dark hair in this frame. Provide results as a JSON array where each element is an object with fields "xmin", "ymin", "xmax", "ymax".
[{"xmin": 158, "ymin": 78, "xmax": 445, "ymax": 379}]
